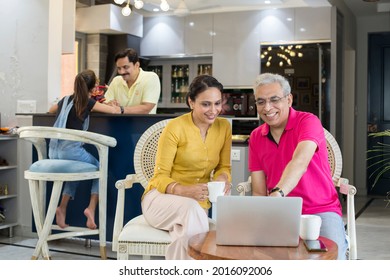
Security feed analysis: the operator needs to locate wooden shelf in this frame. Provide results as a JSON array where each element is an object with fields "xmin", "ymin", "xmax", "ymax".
[
  {"xmin": 0, "ymin": 165, "xmax": 17, "ymax": 171},
  {"xmin": 0, "ymin": 222, "xmax": 18, "ymax": 230},
  {"xmin": 0, "ymin": 194, "xmax": 17, "ymax": 200},
  {"xmin": 0, "ymin": 136, "xmax": 18, "ymax": 236}
]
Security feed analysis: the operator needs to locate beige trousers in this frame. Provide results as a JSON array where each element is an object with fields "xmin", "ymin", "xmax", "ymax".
[{"xmin": 141, "ymin": 189, "xmax": 209, "ymax": 260}]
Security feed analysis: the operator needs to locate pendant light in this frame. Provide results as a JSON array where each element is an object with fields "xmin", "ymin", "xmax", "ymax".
[
  {"xmin": 122, "ymin": 0, "xmax": 131, "ymax": 16},
  {"xmin": 134, "ymin": 0, "xmax": 144, "ymax": 9},
  {"xmin": 160, "ymin": 0, "xmax": 170, "ymax": 12}
]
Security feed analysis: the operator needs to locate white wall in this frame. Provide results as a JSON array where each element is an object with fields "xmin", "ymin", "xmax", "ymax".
[
  {"xmin": 0, "ymin": 0, "xmax": 65, "ymax": 236},
  {"xmin": 0, "ymin": 0, "xmax": 50, "ymax": 127}
]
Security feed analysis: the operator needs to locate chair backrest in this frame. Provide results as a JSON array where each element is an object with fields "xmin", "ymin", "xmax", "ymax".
[
  {"xmin": 324, "ymin": 128, "xmax": 343, "ymax": 185},
  {"xmin": 17, "ymin": 126, "xmax": 117, "ymax": 161},
  {"xmin": 133, "ymin": 119, "xmax": 170, "ymax": 188}
]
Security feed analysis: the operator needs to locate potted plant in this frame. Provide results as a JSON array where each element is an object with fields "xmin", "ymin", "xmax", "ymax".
[{"xmin": 367, "ymin": 130, "xmax": 390, "ymax": 207}]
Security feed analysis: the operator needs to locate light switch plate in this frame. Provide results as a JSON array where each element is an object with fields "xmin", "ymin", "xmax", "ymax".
[
  {"xmin": 231, "ymin": 149, "xmax": 241, "ymax": 161},
  {"xmin": 17, "ymin": 100, "xmax": 36, "ymax": 113}
]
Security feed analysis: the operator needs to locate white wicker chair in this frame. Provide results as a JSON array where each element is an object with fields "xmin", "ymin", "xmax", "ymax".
[
  {"xmin": 112, "ymin": 119, "xmax": 216, "ymax": 260},
  {"xmin": 18, "ymin": 126, "xmax": 117, "ymax": 260},
  {"xmin": 236, "ymin": 128, "xmax": 357, "ymax": 260}
]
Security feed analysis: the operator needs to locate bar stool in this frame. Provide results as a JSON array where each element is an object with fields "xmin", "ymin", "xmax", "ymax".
[{"xmin": 18, "ymin": 126, "xmax": 116, "ymax": 260}]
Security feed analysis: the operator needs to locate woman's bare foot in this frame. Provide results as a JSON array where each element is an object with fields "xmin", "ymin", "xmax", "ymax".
[
  {"xmin": 56, "ymin": 207, "xmax": 68, "ymax": 229},
  {"xmin": 84, "ymin": 208, "xmax": 97, "ymax": 229}
]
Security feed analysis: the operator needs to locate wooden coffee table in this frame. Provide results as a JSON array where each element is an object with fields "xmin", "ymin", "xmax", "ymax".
[{"xmin": 188, "ymin": 231, "xmax": 338, "ymax": 260}]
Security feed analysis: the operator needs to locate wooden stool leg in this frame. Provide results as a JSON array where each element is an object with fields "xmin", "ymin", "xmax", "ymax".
[
  {"xmin": 28, "ymin": 180, "xmax": 45, "ymax": 260},
  {"xmin": 38, "ymin": 180, "xmax": 50, "ymax": 259},
  {"xmin": 31, "ymin": 181, "xmax": 63, "ymax": 260},
  {"xmin": 100, "ymin": 246, "xmax": 107, "ymax": 260},
  {"xmin": 98, "ymin": 177, "xmax": 107, "ymax": 259}
]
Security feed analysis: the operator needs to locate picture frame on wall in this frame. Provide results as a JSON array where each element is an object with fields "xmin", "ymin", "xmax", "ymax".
[
  {"xmin": 292, "ymin": 92, "xmax": 299, "ymax": 107},
  {"xmin": 286, "ymin": 76, "xmax": 294, "ymax": 89},
  {"xmin": 313, "ymin": 83, "xmax": 319, "ymax": 96},
  {"xmin": 313, "ymin": 97, "xmax": 319, "ymax": 110},
  {"xmin": 296, "ymin": 77, "xmax": 310, "ymax": 89},
  {"xmin": 300, "ymin": 92, "xmax": 311, "ymax": 106}
]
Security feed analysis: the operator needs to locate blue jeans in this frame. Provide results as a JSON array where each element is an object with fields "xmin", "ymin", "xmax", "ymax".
[
  {"xmin": 316, "ymin": 212, "xmax": 348, "ymax": 260},
  {"xmin": 49, "ymin": 140, "xmax": 99, "ymax": 198}
]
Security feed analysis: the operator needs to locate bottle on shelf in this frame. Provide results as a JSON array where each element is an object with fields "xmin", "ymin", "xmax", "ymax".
[
  {"xmin": 172, "ymin": 67, "xmax": 178, "ymax": 78},
  {"xmin": 198, "ymin": 65, "xmax": 203, "ymax": 76},
  {"xmin": 175, "ymin": 79, "xmax": 180, "ymax": 93},
  {"xmin": 178, "ymin": 67, "xmax": 183, "ymax": 78}
]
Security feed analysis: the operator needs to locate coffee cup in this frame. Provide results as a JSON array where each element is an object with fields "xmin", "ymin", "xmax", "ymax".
[
  {"xmin": 207, "ymin": 181, "xmax": 225, "ymax": 203},
  {"xmin": 299, "ymin": 214, "xmax": 322, "ymax": 240}
]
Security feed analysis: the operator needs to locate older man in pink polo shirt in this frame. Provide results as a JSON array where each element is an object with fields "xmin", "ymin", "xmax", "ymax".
[{"xmin": 248, "ymin": 73, "xmax": 348, "ymax": 260}]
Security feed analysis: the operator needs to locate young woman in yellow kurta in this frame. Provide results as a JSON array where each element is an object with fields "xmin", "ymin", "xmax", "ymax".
[{"xmin": 141, "ymin": 75, "xmax": 232, "ymax": 260}]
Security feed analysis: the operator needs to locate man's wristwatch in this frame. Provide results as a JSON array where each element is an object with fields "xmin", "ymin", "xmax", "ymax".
[
  {"xmin": 120, "ymin": 106, "xmax": 124, "ymax": 114},
  {"xmin": 270, "ymin": 187, "xmax": 285, "ymax": 197}
]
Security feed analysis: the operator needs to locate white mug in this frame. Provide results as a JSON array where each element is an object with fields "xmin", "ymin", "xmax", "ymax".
[
  {"xmin": 207, "ymin": 181, "xmax": 225, "ymax": 203},
  {"xmin": 299, "ymin": 214, "xmax": 322, "ymax": 240}
]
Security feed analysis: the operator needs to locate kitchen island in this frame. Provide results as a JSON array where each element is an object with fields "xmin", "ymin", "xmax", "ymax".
[{"xmin": 28, "ymin": 113, "xmax": 177, "ymax": 242}]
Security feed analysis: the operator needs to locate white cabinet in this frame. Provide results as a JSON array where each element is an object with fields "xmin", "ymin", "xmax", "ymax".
[
  {"xmin": 213, "ymin": 11, "xmax": 262, "ymax": 87},
  {"xmin": 184, "ymin": 14, "xmax": 213, "ymax": 55},
  {"xmin": 258, "ymin": 8, "xmax": 295, "ymax": 43},
  {"xmin": 0, "ymin": 135, "xmax": 18, "ymax": 237},
  {"xmin": 141, "ymin": 14, "xmax": 213, "ymax": 56},
  {"xmin": 294, "ymin": 7, "xmax": 331, "ymax": 41},
  {"xmin": 141, "ymin": 16, "xmax": 185, "ymax": 56}
]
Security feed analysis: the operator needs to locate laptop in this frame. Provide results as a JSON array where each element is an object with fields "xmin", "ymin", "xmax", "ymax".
[{"xmin": 216, "ymin": 196, "xmax": 303, "ymax": 247}]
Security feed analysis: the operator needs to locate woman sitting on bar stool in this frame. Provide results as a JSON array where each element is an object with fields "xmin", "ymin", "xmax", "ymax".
[{"xmin": 48, "ymin": 69, "xmax": 121, "ymax": 229}]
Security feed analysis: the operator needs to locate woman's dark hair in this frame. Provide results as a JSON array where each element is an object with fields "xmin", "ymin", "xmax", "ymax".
[
  {"xmin": 73, "ymin": 69, "xmax": 97, "ymax": 119},
  {"xmin": 185, "ymin": 75, "xmax": 223, "ymax": 108},
  {"xmin": 114, "ymin": 48, "xmax": 139, "ymax": 64}
]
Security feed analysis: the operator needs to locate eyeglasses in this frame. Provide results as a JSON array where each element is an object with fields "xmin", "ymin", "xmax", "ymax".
[{"xmin": 255, "ymin": 95, "xmax": 288, "ymax": 107}]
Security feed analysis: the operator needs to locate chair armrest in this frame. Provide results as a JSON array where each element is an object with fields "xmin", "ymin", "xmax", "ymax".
[
  {"xmin": 336, "ymin": 177, "xmax": 358, "ymax": 260},
  {"xmin": 112, "ymin": 174, "xmax": 140, "ymax": 251},
  {"xmin": 236, "ymin": 176, "xmax": 252, "ymax": 196}
]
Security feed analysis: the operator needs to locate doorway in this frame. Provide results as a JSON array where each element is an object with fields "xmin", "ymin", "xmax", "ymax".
[
  {"xmin": 260, "ymin": 42, "xmax": 331, "ymax": 130},
  {"xmin": 367, "ymin": 32, "xmax": 390, "ymax": 196}
]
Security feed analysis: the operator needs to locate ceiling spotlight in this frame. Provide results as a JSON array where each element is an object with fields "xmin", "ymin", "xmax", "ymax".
[
  {"xmin": 122, "ymin": 1, "xmax": 131, "ymax": 16},
  {"xmin": 134, "ymin": 0, "xmax": 144, "ymax": 9},
  {"xmin": 160, "ymin": 0, "xmax": 170, "ymax": 12},
  {"xmin": 114, "ymin": 0, "xmax": 126, "ymax": 4}
]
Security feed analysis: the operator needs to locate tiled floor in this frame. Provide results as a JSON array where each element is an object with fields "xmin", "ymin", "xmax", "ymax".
[{"xmin": 0, "ymin": 195, "xmax": 389, "ymax": 260}]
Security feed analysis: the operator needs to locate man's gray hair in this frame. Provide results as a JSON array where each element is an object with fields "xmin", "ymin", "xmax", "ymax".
[{"xmin": 254, "ymin": 73, "xmax": 291, "ymax": 96}]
